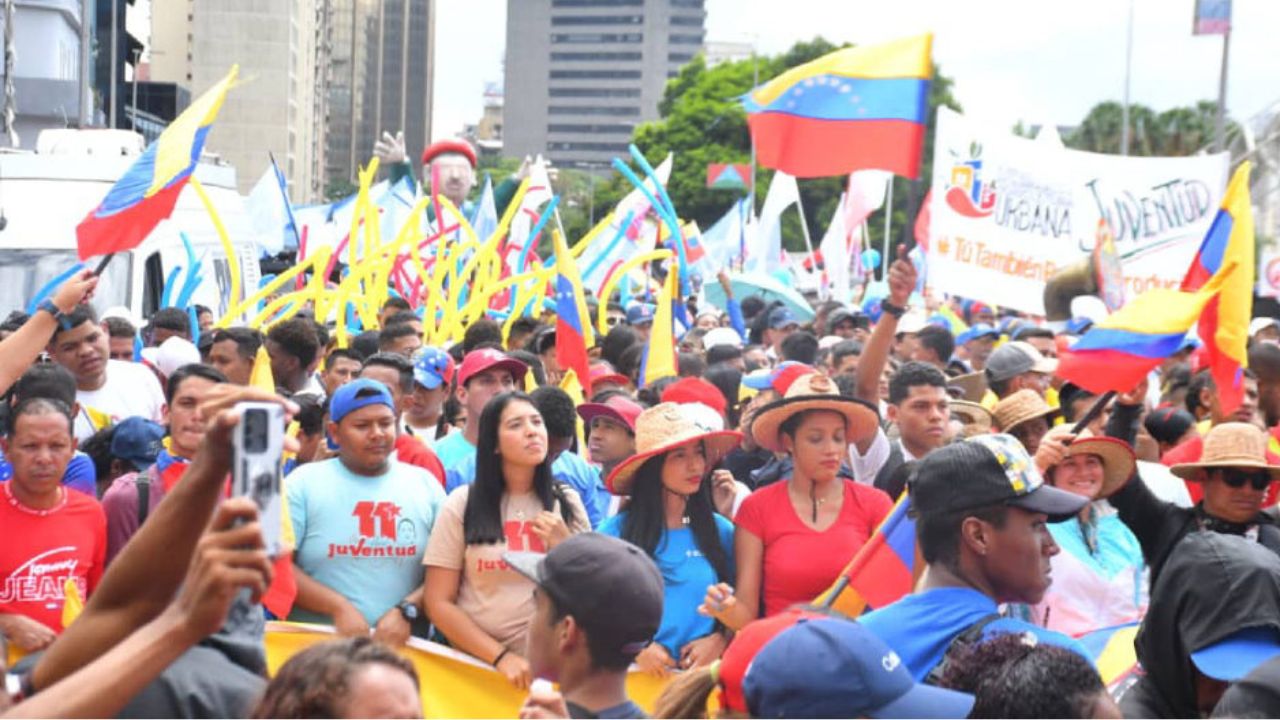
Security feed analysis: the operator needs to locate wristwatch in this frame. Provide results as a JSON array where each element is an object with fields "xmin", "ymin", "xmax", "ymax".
[
  {"xmin": 398, "ymin": 600, "xmax": 420, "ymax": 622},
  {"xmin": 880, "ymin": 300, "xmax": 907, "ymax": 319},
  {"xmin": 37, "ymin": 299, "xmax": 73, "ymax": 330}
]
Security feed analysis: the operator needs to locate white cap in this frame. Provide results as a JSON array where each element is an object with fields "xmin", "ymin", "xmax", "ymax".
[
  {"xmin": 703, "ymin": 326, "xmax": 743, "ymax": 350},
  {"xmin": 678, "ymin": 402, "xmax": 725, "ymax": 432},
  {"xmin": 818, "ymin": 335, "xmax": 843, "ymax": 350},
  {"xmin": 100, "ymin": 305, "xmax": 142, "ymax": 328},
  {"xmin": 1070, "ymin": 296, "xmax": 1110, "ymax": 324},
  {"xmin": 1250, "ymin": 317, "xmax": 1280, "ymax": 338},
  {"xmin": 897, "ymin": 308, "xmax": 930, "ymax": 334},
  {"xmin": 156, "ymin": 336, "xmax": 201, "ymax": 378}
]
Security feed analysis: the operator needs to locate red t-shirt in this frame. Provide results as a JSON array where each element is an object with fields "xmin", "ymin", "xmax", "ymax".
[
  {"xmin": 395, "ymin": 434, "xmax": 446, "ymax": 489},
  {"xmin": 0, "ymin": 484, "xmax": 107, "ymax": 632},
  {"xmin": 1161, "ymin": 428, "xmax": 1280, "ymax": 506},
  {"xmin": 735, "ymin": 480, "xmax": 892, "ymax": 617}
]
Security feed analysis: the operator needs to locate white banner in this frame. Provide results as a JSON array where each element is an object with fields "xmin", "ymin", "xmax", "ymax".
[{"xmin": 925, "ymin": 108, "xmax": 1230, "ymax": 314}]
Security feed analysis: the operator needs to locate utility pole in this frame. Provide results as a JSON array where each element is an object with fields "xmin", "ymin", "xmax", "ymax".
[
  {"xmin": 1121, "ymin": 0, "xmax": 1134, "ymax": 155},
  {"xmin": 109, "ymin": 0, "xmax": 117, "ymax": 128},
  {"xmin": 1215, "ymin": 28, "xmax": 1231, "ymax": 152}
]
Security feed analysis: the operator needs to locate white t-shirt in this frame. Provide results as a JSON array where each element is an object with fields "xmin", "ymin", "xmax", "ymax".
[{"xmin": 75, "ymin": 360, "xmax": 165, "ymax": 441}]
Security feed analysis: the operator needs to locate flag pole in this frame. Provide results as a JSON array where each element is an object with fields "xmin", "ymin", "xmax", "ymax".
[
  {"xmin": 93, "ymin": 253, "xmax": 115, "ymax": 276},
  {"xmin": 881, "ymin": 178, "xmax": 895, "ymax": 278},
  {"xmin": 791, "ymin": 183, "xmax": 822, "ymax": 298}
]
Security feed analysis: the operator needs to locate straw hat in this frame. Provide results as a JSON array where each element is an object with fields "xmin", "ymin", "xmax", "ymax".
[
  {"xmin": 992, "ymin": 389, "xmax": 1057, "ymax": 434},
  {"xmin": 1170, "ymin": 422, "xmax": 1280, "ymax": 480},
  {"xmin": 950, "ymin": 400, "xmax": 994, "ymax": 438},
  {"xmin": 749, "ymin": 373, "xmax": 880, "ymax": 454},
  {"xmin": 1041, "ymin": 425, "xmax": 1137, "ymax": 499},
  {"xmin": 604, "ymin": 403, "xmax": 742, "ymax": 496},
  {"xmin": 948, "ymin": 372, "xmax": 988, "ymax": 403}
]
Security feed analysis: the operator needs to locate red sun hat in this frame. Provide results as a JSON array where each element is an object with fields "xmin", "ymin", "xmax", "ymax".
[
  {"xmin": 661, "ymin": 376, "xmax": 727, "ymax": 417},
  {"xmin": 421, "ymin": 139, "xmax": 477, "ymax": 169}
]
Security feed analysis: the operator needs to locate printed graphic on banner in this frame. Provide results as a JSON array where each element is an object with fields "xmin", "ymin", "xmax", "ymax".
[{"xmin": 926, "ymin": 108, "xmax": 1229, "ymax": 314}]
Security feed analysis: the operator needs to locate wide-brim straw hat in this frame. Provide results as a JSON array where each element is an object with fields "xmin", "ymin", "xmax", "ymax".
[
  {"xmin": 1171, "ymin": 422, "xmax": 1280, "ymax": 480},
  {"xmin": 605, "ymin": 402, "xmax": 742, "ymax": 496},
  {"xmin": 950, "ymin": 400, "xmax": 994, "ymax": 438},
  {"xmin": 949, "ymin": 372, "xmax": 988, "ymax": 403},
  {"xmin": 749, "ymin": 372, "xmax": 880, "ymax": 454},
  {"xmin": 1041, "ymin": 425, "xmax": 1137, "ymax": 499},
  {"xmin": 992, "ymin": 389, "xmax": 1058, "ymax": 434}
]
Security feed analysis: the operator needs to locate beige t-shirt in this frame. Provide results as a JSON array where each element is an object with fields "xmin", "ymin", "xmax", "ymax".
[{"xmin": 423, "ymin": 484, "xmax": 589, "ymax": 650}]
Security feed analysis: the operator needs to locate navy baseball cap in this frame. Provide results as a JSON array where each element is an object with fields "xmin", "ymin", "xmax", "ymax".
[
  {"xmin": 330, "ymin": 378, "xmax": 395, "ymax": 423},
  {"xmin": 956, "ymin": 323, "xmax": 999, "ymax": 345},
  {"xmin": 626, "ymin": 303, "xmax": 656, "ymax": 326},
  {"xmin": 109, "ymin": 417, "xmax": 166, "ymax": 471},
  {"xmin": 743, "ymin": 618, "xmax": 974, "ymax": 719},
  {"xmin": 767, "ymin": 305, "xmax": 799, "ymax": 330},
  {"xmin": 412, "ymin": 347, "xmax": 454, "ymax": 390}
]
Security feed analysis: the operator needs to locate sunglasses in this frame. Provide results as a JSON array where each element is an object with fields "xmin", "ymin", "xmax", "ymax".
[{"xmin": 1221, "ymin": 469, "xmax": 1271, "ymax": 491}]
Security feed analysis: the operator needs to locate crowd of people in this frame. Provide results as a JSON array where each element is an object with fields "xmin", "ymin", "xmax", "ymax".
[{"xmin": 5, "ymin": 141, "xmax": 1280, "ymax": 720}]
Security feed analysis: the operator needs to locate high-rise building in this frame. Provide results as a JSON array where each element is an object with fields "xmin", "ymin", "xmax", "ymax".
[
  {"xmin": 149, "ymin": 0, "xmax": 327, "ymax": 201},
  {"xmin": 325, "ymin": 0, "xmax": 433, "ymax": 196},
  {"xmin": 503, "ymin": 0, "xmax": 706, "ymax": 171},
  {"xmin": 0, "ymin": 0, "xmax": 96, "ymax": 147}
]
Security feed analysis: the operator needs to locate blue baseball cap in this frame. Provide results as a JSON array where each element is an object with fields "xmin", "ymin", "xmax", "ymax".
[
  {"xmin": 626, "ymin": 303, "xmax": 656, "ymax": 326},
  {"xmin": 956, "ymin": 322, "xmax": 999, "ymax": 345},
  {"xmin": 330, "ymin": 378, "xmax": 395, "ymax": 424},
  {"xmin": 412, "ymin": 347, "xmax": 454, "ymax": 390},
  {"xmin": 1065, "ymin": 316, "xmax": 1095, "ymax": 335},
  {"xmin": 109, "ymin": 417, "xmax": 167, "ymax": 471},
  {"xmin": 767, "ymin": 305, "xmax": 799, "ymax": 330},
  {"xmin": 743, "ymin": 618, "xmax": 974, "ymax": 719},
  {"xmin": 1192, "ymin": 627, "xmax": 1280, "ymax": 681},
  {"xmin": 742, "ymin": 361, "xmax": 813, "ymax": 393}
]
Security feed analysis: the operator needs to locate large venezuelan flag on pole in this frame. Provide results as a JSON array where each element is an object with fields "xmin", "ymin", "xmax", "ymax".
[
  {"xmin": 1179, "ymin": 162, "xmax": 1254, "ymax": 415},
  {"xmin": 816, "ymin": 492, "xmax": 920, "ymax": 617},
  {"xmin": 743, "ymin": 35, "xmax": 932, "ymax": 179},
  {"xmin": 76, "ymin": 66, "xmax": 238, "ymax": 260},
  {"xmin": 1057, "ymin": 163, "xmax": 1251, "ymax": 399},
  {"xmin": 553, "ymin": 231, "xmax": 595, "ymax": 397}
]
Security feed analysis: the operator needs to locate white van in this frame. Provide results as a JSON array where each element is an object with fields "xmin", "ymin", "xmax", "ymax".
[{"xmin": 0, "ymin": 129, "xmax": 261, "ymax": 324}]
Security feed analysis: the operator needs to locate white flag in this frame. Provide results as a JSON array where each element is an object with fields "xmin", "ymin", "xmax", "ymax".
[{"xmin": 747, "ymin": 171, "xmax": 798, "ymax": 274}]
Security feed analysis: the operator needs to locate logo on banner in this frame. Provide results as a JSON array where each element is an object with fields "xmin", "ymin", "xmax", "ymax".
[{"xmin": 945, "ymin": 143, "xmax": 997, "ymax": 218}]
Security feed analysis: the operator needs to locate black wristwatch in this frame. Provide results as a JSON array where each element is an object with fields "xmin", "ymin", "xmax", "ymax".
[
  {"xmin": 397, "ymin": 600, "xmax": 420, "ymax": 622},
  {"xmin": 880, "ymin": 300, "xmax": 907, "ymax": 319}
]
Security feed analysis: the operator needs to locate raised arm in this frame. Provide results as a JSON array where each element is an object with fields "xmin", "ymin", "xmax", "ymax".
[{"xmin": 0, "ymin": 270, "xmax": 97, "ymax": 396}]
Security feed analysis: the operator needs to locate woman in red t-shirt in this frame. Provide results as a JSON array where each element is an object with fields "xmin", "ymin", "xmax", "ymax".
[{"xmin": 701, "ymin": 372, "xmax": 891, "ymax": 629}]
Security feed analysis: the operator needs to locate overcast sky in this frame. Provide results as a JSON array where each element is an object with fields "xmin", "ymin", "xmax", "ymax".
[{"xmin": 432, "ymin": 0, "xmax": 1280, "ymax": 142}]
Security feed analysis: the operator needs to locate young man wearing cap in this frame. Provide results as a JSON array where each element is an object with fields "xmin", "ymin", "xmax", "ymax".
[
  {"xmin": 432, "ymin": 348, "xmax": 528, "ymax": 474},
  {"xmin": 951, "ymin": 324, "xmax": 999, "ymax": 374},
  {"xmin": 579, "ymin": 394, "xmax": 641, "ymax": 482},
  {"xmin": 0, "ymin": 398, "xmax": 106, "ymax": 651},
  {"xmin": 404, "ymin": 347, "xmax": 454, "ymax": 444},
  {"xmin": 858, "ymin": 434, "xmax": 1091, "ymax": 681},
  {"xmin": 101, "ymin": 364, "xmax": 227, "ymax": 563},
  {"xmin": 742, "ymin": 617, "xmax": 974, "ymax": 719},
  {"xmin": 1123, "ymin": 532, "xmax": 1280, "ymax": 718},
  {"xmin": 286, "ymin": 379, "xmax": 446, "ymax": 644},
  {"xmin": 358, "ymin": 353, "xmax": 446, "ymax": 487},
  {"xmin": 762, "ymin": 306, "xmax": 800, "ymax": 361},
  {"xmin": 626, "ymin": 304, "xmax": 655, "ymax": 341},
  {"xmin": 984, "ymin": 340, "xmax": 1057, "ymax": 402},
  {"xmin": 507, "ymin": 533, "xmax": 664, "ymax": 720}
]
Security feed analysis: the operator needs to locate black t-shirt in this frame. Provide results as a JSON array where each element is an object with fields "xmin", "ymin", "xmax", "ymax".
[{"xmin": 567, "ymin": 699, "xmax": 648, "ymax": 719}]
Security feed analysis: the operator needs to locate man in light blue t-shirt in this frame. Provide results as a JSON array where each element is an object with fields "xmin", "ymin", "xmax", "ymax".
[
  {"xmin": 432, "ymin": 348, "xmax": 528, "ymax": 475},
  {"xmin": 859, "ymin": 434, "xmax": 1093, "ymax": 681},
  {"xmin": 287, "ymin": 378, "xmax": 445, "ymax": 645}
]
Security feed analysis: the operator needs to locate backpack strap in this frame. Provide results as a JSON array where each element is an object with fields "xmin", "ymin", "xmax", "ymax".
[
  {"xmin": 135, "ymin": 466, "xmax": 157, "ymax": 526},
  {"xmin": 924, "ymin": 613, "xmax": 1003, "ymax": 686}
]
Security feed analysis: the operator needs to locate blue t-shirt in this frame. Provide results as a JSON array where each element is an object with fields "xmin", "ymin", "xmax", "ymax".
[
  {"xmin": 447, "ymin": 450, "xmax": 606, "ymax": 528},
  {"xmin": 599, "ymin": 511, "xmax": 735, "ymax": 656},
  {"xmin": 287, "ymin": 457, "xmax": 446, "ymax": 625},
  {"xmin": 0, "ymin": 450, "xmax": 96, "ymax": 497},
  {"xmin": 859, "ymin": 586, "xmax": 1092, "ymax": 681},
  {"xmin": 433, "ymin": 431, "xmax": 475, "ymax": 478}
]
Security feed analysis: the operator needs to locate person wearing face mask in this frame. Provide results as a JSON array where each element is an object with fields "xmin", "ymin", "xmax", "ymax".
[
  {"xmin": 1017, "ymin": 425, "xmax": 1146, "ymax": 635},
  {"xmin": 701, "ymin": 373, "xmax": 890, "ymax": 631},
  {"xmin": 598, "ymin": 403, "xmax": 741, "ymax": 677},
  {"xmin": 423, "ymin": 392, "xmax": 589, "ymax": 690}
]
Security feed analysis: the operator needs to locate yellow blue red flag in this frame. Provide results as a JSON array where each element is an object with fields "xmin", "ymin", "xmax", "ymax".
[{"xmin": 76, "ymin": 66, "xmax": 238, "ymax": 259}]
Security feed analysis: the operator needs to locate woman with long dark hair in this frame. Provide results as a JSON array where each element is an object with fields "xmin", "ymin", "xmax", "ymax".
[
  {"xmin": 423, "ymin": 392, "xmax": 589, "ymax": 689},
  {"xmin": 599, "ymin": 403, "xmax": 741, "ymax": 676}
]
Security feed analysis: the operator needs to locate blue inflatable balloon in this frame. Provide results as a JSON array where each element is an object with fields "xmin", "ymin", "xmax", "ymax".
[{"xmin": 861, "ymin": 249, "xmax": 881, "ymax": 272}]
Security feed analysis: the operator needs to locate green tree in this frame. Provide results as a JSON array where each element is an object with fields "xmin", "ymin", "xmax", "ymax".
[{"xmin": 1066, "ymin": 100, "xmax": 1238, "ymax": 156}]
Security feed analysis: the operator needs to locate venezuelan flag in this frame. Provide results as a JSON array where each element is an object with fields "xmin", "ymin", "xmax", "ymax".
[
  {"xmin": 817, "ymin": 492, "xmax": 920, "ymax": 616},
  {"xmin": 638, "ymin": 268, "xmax": 678, "ymax": 387},
  {"xmin": 1077, "ymin": 623, "xmax": 1140, "ymax": 693},
  {"xmin": 744, "ymin": 35, "xmax": 932, "ymax": 179},
  {"xmin": 1179, "ymin": 162, "xmax": 1254, "ymax": 415},
  {"xmin": 553, "ymin": 230, "xmax": 595, "ymax": 396},
  {"xmin": 76, "ymin": 66, "xmax": 238, "ymax": 260}
]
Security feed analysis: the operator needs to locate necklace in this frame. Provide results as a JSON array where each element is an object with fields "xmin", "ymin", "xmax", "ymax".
[{"xmin": 4, "ymin": 481, "xmax": 66, "ymax": 516}]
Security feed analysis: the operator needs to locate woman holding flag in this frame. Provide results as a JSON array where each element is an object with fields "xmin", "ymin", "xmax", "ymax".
[{"xmin": 700, "ymin": 373, "xmax": 890, "ymax": 630}]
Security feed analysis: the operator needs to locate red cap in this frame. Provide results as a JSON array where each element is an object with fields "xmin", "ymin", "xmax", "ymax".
[
  {"xmin": 719, "ymin": 608, "xmax": 826, "ymax": 713},
  {"xmin": 421, "ymin": 139, "xmax": 477, "ymax": 168},
  {"xmin": 661, "ymin": 377, "xmax": 727, "ymax": 417},
  {"xmin": 589, "ymin": 362, "xmax": 631, "ymax": 388},
  {"xmin": 456, "ymin": 348, "xmax": 528, "ymax": 388},
  {"xmin": 577, "ymin": 395, "xmax": 643, "ymax": 433}
]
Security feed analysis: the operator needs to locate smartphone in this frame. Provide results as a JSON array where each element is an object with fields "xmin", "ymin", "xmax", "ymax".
[{"xmin": 232, "ymin": 402, "xmax": 285, "ymax": 557}]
